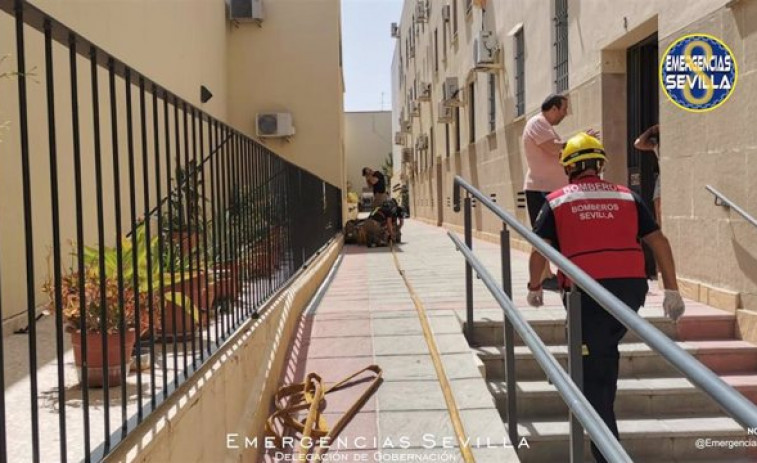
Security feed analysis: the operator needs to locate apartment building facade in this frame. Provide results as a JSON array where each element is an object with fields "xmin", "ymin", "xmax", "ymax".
[{"xmin": 393, "ymin": 0, "xmax": 757, "ymax": 313}]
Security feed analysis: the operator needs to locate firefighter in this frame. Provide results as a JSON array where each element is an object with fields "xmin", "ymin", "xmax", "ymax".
[{"xmin": 526, "ymin": 132, "xmax": 685, "ymax": 462}]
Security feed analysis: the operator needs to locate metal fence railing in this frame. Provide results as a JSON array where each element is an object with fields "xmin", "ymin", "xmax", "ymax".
[
  {"xmin": 0, "ymin": 1, "xmax": 341, "ymax": 461},
  {"xmin": 452, "ymin": 175, "xmax": 757, "ymax": 462}
]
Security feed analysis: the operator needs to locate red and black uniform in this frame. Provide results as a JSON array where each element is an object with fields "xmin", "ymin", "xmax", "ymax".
[{"xmin": 533, "ymin": 174, "xmax": 658, "ymax": 463}]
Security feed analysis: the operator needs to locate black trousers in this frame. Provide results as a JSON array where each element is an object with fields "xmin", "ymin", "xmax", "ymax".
[{"xmin": 562, "ymin": 279, "xmax": 648, "ymax": 463}]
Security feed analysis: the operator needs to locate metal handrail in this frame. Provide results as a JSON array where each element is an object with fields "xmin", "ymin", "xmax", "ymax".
[
  {"xmin": 706, "ymin": 184, "xmax": 757, "ymax": 229},
  {"xmin": 448, "ymin": 232, "xmax": 632, "ymax": 462},
  {"xmin": 453, "ymin": 175, "xmax": 757, "ymax": 429}
]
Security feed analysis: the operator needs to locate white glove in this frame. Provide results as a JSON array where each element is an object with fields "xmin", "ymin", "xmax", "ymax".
[
  {"xmin": 663, "ymin": 290, "xmax": 685, "ymax": 322},
  {"xmin": 527, "ymin": 289, "xmax": 544, "ymax": 307}
]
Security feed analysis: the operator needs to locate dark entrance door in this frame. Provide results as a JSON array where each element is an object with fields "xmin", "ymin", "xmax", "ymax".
[{"xmin": 627, "ymin": 33, "xmax": 659, "ymax": 278}]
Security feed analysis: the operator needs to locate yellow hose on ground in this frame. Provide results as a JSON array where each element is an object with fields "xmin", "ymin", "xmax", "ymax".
[{"xmin": 390, "ymin": 243, "xmax": 476, "ymax": 463}]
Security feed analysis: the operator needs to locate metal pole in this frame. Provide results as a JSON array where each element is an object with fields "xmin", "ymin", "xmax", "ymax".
[
  {"xmin": 567, "ymin": 288, "xmax": 584, "ymax": 462},
  {"xmin": 464, "ymin": 196, "xmax": 474, "ymax": 344},
  {"xmin": 500, "ymin": 226, "xmax": 518, "ymax": 449},
  {"xmin": 453, "ymin": 174, "xmax": 757, "ymax": 429}
]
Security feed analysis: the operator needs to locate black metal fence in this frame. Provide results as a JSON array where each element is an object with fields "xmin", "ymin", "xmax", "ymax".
[{"xmin": 0, "ymin": 1, "xmax": 341, "ymax": 461}]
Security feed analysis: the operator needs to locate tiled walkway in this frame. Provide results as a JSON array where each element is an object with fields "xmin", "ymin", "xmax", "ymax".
[
  {"xmin": 264, "ymin": 219, "xmax": 752, "ymax": 463},
  {"xmin": 264, "ymin": 220, "xmax": 523, "ymax": 463}
]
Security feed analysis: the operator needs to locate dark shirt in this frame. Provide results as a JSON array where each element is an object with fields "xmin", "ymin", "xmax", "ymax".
[{"xmin": 372, "ymin": 171, "xmax": 386, "ymax": 194}]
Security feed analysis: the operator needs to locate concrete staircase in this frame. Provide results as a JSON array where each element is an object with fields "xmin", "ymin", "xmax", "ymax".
[{"xmin": 472, "ymin": 302, "xmax": 757, "ymax": 462}]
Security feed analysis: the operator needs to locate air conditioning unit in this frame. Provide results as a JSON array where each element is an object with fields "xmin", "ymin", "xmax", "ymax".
[
  {"xmin": 473, "ymin": 30, "xmax": 497, "ymax": 68},
  {"xmin": 418, "ymin": 82, "xmax": 432, "ymax": 102},
  {"xmin": 441, "ymin": 5, "xmax": 451, "ymax": 22},
  {"xmin": 401, "ymin": 117, "xmax": 412, "ymax": 132},
  {"xmin": 394, "ymin": 131, "xmax": 405, "ymax": 146},
  {"xmin": 402, "ymin": 147, "xmax": 414, "ymax": 163},
  {"xmin": 256, "ymin": 112, "xmax": 295, "ymax": 138},
  {"xmin": 230, "ymin": 0, "xmax": 264, "ymax": 22},
  {"xmin": 415, "ymin": 1, "xmax": 428, "ymax": 23},
  {"xmin": 437, "ymin": 102, "xmax": 453, "ymax": 123},
  {"xmin": 409, "ymin": 100, "xmax": 421, "ymax": 117},
  {"xmin": 442, "ymin": 77, "xmax": 461, "ymax": 107},
  {"xmin": 415, "ymin": 134, "xmax": 429, "ymax": 151},
  {"xmin": 408, "ymin": 44, "xmax": 415, "ymax": 59},
  {"xmin": 391, "ymin": 22, "xmax": 400, "ymax": 38}
]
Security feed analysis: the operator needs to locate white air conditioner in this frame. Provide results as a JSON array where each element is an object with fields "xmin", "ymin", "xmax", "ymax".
[
  {"xmin": 391, "ymin": 22, "xmax": 400, "ymax": 38},
  {"xmin": 409, "ymin": 100, "xmax": 421, "ymax": 117},
  {"xmin": 402, "ymin": 148, "xmax": 414, "ymax": 162},
  {"xmin": 442, "ymin": 77, "xmax": 461, "ymax": 107},
  {"xmin": 442, "ymin": 5, "xmax": 451, "ymax": 22},
  {"xmin": 473, "ymin": 30, "xmax": 497, "ymax": 68},
  {"xmin": 230, "ymin": 0, "xmax": 264, "ymax": 22},
  {"xmin": 256, "ymin": 112, "xmax": 295, "ymax": 138},
  {"xmin": 408, "ymin": 44, "xmax": 415, "ymax": 59},
  {"xmin": 401, "ymin": 117, "xmax": 412, "ymax": 132},
  {"xmin": 418, "ymin": 82, "xmax": 432, "ymax": 102},
  {"xmin": 415, "ymin": 1, "xmax": 428, "ymax": 23},
  {"xmin": 437, "ymin": 102, "xmax": 453, "ymax": 123},
  {"xmin": 394, "ymin": 131, "xmax": 405, "ymax": 146}
]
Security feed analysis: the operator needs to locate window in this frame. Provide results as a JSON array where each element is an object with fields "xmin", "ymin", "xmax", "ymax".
[
  {"xmin": 445, "ymin": 124, "xmax": 450, "ymax": 157},
  {"xmin": 514, "ymin": 27, "xmax": 525, "ymax": 116},
  {"xmin": 488, "ymin": 73, "xmax": 496, "ymax": 133},
  {"xmin": 465, "ymin": 0, "xmax": 472, "ymax": 14},
  {"xmin": 434, "ymin": 29, "xmax": 439, "ymax": 73},
  {"xmin": 454, "ymin": 107, "xmax": 461, "ymax": 153},
  {"xmin": 430, "ymin": 127, "xmax": 435, "ymax": 161},
  {"xmin": 554, "ymin": 0, "xmax": 568, "ymax": 93},
  {"xmin": 442, "ymin": 21, "xmax": 448, "ymax": 63},
  {"xmin": 468, "ymin": 82, "xmax": 475, "ymax": 143},
  {"xmin": 452, "ymin": 0, "xmax": 458, "ymax": 38}
]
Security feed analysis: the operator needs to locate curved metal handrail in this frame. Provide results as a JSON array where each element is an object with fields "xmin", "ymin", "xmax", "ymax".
[
  {"xmin": 448, "ymin": 232, "xmax": 632, "ymax": 462},
  {"xmin": 706, "ymin": 184, "xmax": 757, "ymax": 229},
  {"xmin": 453, "ymin": 175, "xmax": 757, "ymax": 430}
]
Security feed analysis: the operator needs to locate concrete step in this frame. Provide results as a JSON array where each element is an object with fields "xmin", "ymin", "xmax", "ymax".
[
  {"xmin": 488, "ymin": 375, "xmax": 757, "ymax": 420},
  {"xmin": 513, "ymin": 416, "xmax": 756, "ymax": 462},
  {"xmin": 466, "ymin": 305, "xmax": 735, "ymax": 347},
  {"xmin": 477, "ymin": 340, "xmax": 757, "ymax": 381}
]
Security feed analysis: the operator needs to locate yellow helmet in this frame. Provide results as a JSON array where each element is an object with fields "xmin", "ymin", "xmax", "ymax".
[{"xmin": 560, "ymin": 132, "xmax": 606, "ymax": 166}]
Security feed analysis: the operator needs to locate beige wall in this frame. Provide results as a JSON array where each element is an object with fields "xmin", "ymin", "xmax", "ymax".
[
  {"xmin": 394, "ymin": 0, "xmax": 757, "ymax": 308},
  {"xmin": 0, "ymin": 0, "xmax": 345, "ymax": 328},
  {"xmin": 226, "ymin": 0, "xmax": 345, "ymax": 189},
  {"xmin": 344, "ymin": 111, "xmax": 392, "ymax": 195},
  {"xmin": 0, "ymin": 0, "xmax": 230, "ymax": 330}
]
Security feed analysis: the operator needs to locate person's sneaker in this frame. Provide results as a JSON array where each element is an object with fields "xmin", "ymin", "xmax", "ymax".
[{"xmin": 542, "ymin": 276, "xmax": 560, "ymax": 291}]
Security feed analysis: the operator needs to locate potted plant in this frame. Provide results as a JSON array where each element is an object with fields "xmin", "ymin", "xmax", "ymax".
[
  {"xmin": 158, "ymin": 236, "xmax": 214, "ymax": 340},
  {"xmin": 44, "ymin": 259, "xmax": 151, "ymax": 388},
  {"xmin": 162, "ymin": 162, "xmax": 207, "ymax": 255}
]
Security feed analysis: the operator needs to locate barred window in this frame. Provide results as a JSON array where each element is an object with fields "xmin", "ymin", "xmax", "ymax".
[
  {"xmin": 468, "ymin": 82, "xmax": 475, "ymax": 143},
  {"xmin": 452, "ymin": 0, "xmax": 459, "ymax": 37},
  {"xmin": 455, "ymin": 107, "xmax": 461, "ymax": 152},
  {"xmin": 514, "ymin": 27, "xmax": 525, "ymax": 116},
  {"xmin": 553, "ymin": 0, "xmax": 568, "ymax": 93},
  {"xmin": 488, "ymin": 73, "xmax": 496, "ymax": 133},
  {"xmin": 445, "ymin": 124, "xmax": 450, "ymax": 157},
  {"xmin": 434, "ymin": 29, "xmax": 439, "ymax": 73}
]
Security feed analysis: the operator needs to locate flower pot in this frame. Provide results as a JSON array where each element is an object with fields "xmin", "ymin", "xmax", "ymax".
[
  {"xmin": 214, "ymin": 261, "xmax": 241, "ymax": 301},
  {"xmin": 71, "ymin": 329, "xmax": 136, "ymax": 388},
  {"xmin": 171, "ymin": 231, "xmax": 201, "ymax": 255},
  {"xmin": 159, "ymin": 272, "xmax": 213, "ymax": 340}
]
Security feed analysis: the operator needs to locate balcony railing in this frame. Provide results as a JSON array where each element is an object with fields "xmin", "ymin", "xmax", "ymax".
[{"xmin": 0, "ymin": 0, "xmax": 341, "ymax": 461}]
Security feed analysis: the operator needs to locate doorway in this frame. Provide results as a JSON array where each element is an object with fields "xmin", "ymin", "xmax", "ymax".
[{"xmin": 627, "ymin": 33, "xmax": 659, "ymax": 278}]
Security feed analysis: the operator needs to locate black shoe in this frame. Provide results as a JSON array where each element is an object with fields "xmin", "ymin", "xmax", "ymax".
[{"xmin": 542, "ymin": 276, "xmax": 559, "ymax": 291}]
